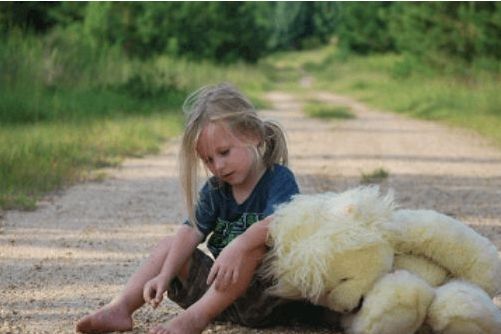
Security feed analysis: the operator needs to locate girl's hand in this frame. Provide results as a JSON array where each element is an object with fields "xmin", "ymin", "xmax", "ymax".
[
  {"xmin": 207, "ymin": 241, "xmax": 246, "ymax": 291},
  {"xmin": 143, "ymin": 274, "xmax": 170, "ymax": 308}
]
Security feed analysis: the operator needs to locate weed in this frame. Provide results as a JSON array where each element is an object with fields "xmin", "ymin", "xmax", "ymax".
[
  {"xmin": 304, "ymin": 102, "xmax": 356, "ymax": 120},
  {"xmin": 361, "ymin": 168, "xmax": 389, "ymax": 184}
]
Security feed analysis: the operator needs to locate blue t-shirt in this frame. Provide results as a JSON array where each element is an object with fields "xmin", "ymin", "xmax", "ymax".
[{"xmin": 184, "ymin": 164, "xmax": 299, "ymax": 258}]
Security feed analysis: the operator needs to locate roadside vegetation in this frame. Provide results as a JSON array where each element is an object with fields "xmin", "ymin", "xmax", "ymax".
[{"xmin": 0, "ymin": 30, "xmax": 272, "ymax": 209}]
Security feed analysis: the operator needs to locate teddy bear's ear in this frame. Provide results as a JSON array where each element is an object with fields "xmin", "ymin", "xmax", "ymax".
[
  {"xmin": 426, "ymin": 280, "xmax": 501, "ymax": 334},
  {"xmin": 344, "ymin": 270, "xmax": 435, "ymax": 334},
  {"xmin": 382, "ymin": 209, "xmax": 501, "ymax": 297}
]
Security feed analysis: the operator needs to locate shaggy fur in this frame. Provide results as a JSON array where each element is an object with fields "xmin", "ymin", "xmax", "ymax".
[
  {"xmin": 393, "ymin": 254, "xmax": 449, "ymax": 287},
  {"xmin": 263, "ymin": 187, "xmax": 395, "ymax": 312},
  {"xmin": 262, "ymin": 186, "xmax": 501, "ymax": 334},
  {"xmin": 383, "ymin": 209, "xmax": 501, "ymax": 296},
  {"xmin": 344, "ymin": 270, "xmax": 435, "ymax": 334},
  {"xmin": 427, "ymin": 281, "xmax": 501, "ymax": 334}
]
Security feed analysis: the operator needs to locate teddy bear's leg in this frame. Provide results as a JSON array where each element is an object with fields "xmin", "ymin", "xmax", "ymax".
[
  {"xmin": 393, "ymin": 253, "xmax": 449, "ymax": 287},
  {"xmin": 343, "ymin": 270, "xmax": 434, "ymax": 334},
  {"xmin": 384, "ymin": 209, "xmax": 501, "ymax": 296},
  {"xmin": 426, "ymin": 280, "xmax": 501, "ymax": 334}
]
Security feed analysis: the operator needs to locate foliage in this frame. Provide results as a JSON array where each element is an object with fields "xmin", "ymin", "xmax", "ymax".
[
  {"xmin": 0, "ymin": 2, "xmax": 338, "ymax": 63},
  {"xmin": 0, "ymin": 28, "xmax": 271, "ymax": 125},
  {"xmin": 0, "ymin": 2, "xmax": 61, "ymax": 34},
  {"xmin": 389, "ymin": 2, "xmax": 501, "ymax": 68},
  {"xmin": 268, "ymin": 2, "xmax": 338, "ymax": 51},
  {"xmin": 0, "ymin": 15, "xmax": 274, "ymax": 209},
  {"xmin": 336, "ymin": 2, "xmax": 501, "ymax": 71},
  {"xmin": 335, "ymin": 2, "xmax": 395, "ymax": 54}
]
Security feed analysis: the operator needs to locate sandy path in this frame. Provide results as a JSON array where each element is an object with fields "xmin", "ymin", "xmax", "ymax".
[{"xmin": 1, "ymin": 90, "xmax": 500, "ymax": 333}]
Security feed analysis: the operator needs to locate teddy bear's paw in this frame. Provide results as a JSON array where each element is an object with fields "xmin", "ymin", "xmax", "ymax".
[
  {"xmin": 427, "ymin": 280, "xmax": 501, "ymax": 334},
  {"xmin": 344, "ymin": 270, "xmax": 434, "ymax": 334},
  {"xmin": 322, "ymin": 242, "xmax": 394, "ymax": 313}
]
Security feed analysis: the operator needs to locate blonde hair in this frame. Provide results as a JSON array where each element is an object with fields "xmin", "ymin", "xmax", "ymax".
[{"xmin": 179, "ymin": 83, "xmax": 289, "ymax": 226}]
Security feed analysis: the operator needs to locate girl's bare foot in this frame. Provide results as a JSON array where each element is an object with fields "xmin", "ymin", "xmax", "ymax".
[
  {"xmin": 148, "ymin": 310, "xmax": 209, "ymax": 334},
  {"xmin": 76, "ymin": 302, "xmax": 133, "ymax": 333}
]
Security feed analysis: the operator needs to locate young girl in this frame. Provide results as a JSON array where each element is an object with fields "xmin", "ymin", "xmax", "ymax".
[{"xmin": 76, "ymin": 83, "xmax": 324, "ymax": 334}]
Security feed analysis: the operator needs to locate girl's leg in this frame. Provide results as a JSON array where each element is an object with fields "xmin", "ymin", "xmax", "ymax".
[
  {"xmin": 149, "ymin": 248, "xmax": 262, "ymax": 334},
  {"xmin": 76, "ymin": 235, "xmax": 188, "ymax": 333}
]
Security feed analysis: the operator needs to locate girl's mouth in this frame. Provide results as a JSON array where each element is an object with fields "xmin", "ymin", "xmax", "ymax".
[{"xmin": 222, "ymin": 172, "xmax": 234, "ymax": 179}]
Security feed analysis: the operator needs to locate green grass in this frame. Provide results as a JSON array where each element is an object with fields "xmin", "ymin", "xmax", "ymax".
[
  {"xmin": 0, "ymin": 113, "xmax": 183, "ymax": 210},
  {"xmin": 0, "ymin": 30, "xmax": 274, "ymax": 210},
  {"xmin": 265, "ymin": 44, "xmax": 501, "ymax": 148},
  {"xmin": 304, "ymin": 101, "xmax": 356, "ymax": 120},
  {"xmin": 360, "ymin": 168, "xmax": 390, "ymax": 184}
]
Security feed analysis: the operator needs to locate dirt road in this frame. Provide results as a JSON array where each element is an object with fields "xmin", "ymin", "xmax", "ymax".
[{"xmin": 1, "ymin": 90, "xmax": 500, "ymax": 333}]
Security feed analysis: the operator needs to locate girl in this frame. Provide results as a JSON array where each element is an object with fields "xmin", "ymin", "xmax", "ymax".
[{"xmin": 76, "ymin": 83, "xmax": 323, "ymax": 334}]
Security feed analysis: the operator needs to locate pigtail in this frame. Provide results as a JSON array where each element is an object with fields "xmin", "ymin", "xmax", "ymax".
[{"xmin": 262, "ymin": 119, "xmax": 289, "ymax": 167}]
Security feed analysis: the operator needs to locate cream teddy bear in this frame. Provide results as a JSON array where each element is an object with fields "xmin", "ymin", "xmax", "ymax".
[{"xmin": 261, "ymin": 186, "xmax": 501, "ymax": 334}]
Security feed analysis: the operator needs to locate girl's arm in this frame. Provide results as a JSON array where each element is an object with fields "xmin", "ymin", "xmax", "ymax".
[
  {"xmin": 143, "ymin": 224, "xmax": 203, "ymax": 307},
  {"xmin": 207, "ymin": 216, "xmax": 272, "ymax": 290},
  {"xmin": 233, "ymin": 215, "xmax": 273, "ymax": 252}
]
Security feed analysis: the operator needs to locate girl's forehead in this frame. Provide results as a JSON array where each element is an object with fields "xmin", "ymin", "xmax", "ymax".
[{"xmin": 196, "ymin": 122, "xmax": 237, "ymax": 153}]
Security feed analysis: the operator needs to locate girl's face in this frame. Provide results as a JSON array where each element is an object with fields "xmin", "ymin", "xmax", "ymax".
[{"xmin": 196, "ymin": 121, "xmax": 261, "ymax": 190}]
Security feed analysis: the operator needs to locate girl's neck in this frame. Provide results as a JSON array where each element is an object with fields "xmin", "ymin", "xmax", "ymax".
[{"xmin": 231, "ymin": 161, "xmax": 266, "ymax": 205}]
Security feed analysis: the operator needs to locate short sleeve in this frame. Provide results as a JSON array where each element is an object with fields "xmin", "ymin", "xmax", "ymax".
[
  {"xmin": 183, "ymin": 180, "xmax": 219, "ymax": 241},
  {"xmin": 263, "ymin": 166, "xmax": 300, "ymax": 217}
]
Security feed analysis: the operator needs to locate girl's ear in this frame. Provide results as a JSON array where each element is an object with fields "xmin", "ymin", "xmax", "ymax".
[{"xmin": 246, "ymin": 131, "xmax": 262, "ymax": 147}]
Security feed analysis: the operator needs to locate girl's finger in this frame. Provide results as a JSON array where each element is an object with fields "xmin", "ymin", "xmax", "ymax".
[
  {"xmin": 143, "ymin": 284, "xmax": 152, "ymax": 303},
  {"xmin": 154, "ymin": 288, "xmax": 163, "ymax": 306},
  {"xmin": 217, "ymin": 269, "xmax": 231, "ymax": 291},
  {"xmin": 231, "ymin": 267, "xmax": 239, "ymax": 284},
  {"xmin": 215, "ymin": 269, "xmax": 227, "ymax": 290},
  {"xmin": 207, "ymin": 264, "xmax": 218, "ymax": 285},
  {"xmin": 214, "ymin": 270, "xmax": 223, "ymax": 290}
]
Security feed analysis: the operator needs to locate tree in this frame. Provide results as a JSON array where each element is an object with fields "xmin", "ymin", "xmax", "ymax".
[{"xmin": 336, "ymin": 2, "xmax": 395, "ymax": 54}]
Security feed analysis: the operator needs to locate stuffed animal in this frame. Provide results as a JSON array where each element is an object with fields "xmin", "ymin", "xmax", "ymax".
[{"xmin": 261, "ymin": 186, "xmax": 501, "ymax": 334}]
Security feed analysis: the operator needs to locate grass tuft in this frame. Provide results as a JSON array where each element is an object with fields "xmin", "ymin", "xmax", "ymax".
[
  {"xmin": 304, "ymin": 102, "xmax": 356, "ymax": 120},
  {"xmin": 360, "ymin": 168, "xmax": 390, "ymax": 184}
]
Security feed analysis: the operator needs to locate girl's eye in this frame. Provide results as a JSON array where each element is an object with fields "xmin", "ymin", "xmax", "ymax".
[{"xmin": 221, "ymin": 149, "xmax": 230, "ymax": 156}]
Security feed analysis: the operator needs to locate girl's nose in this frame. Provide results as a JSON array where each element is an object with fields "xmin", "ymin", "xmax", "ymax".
[{"xmin": 214, "ymin": 157, "xmax": 225, "ymax": 173}]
